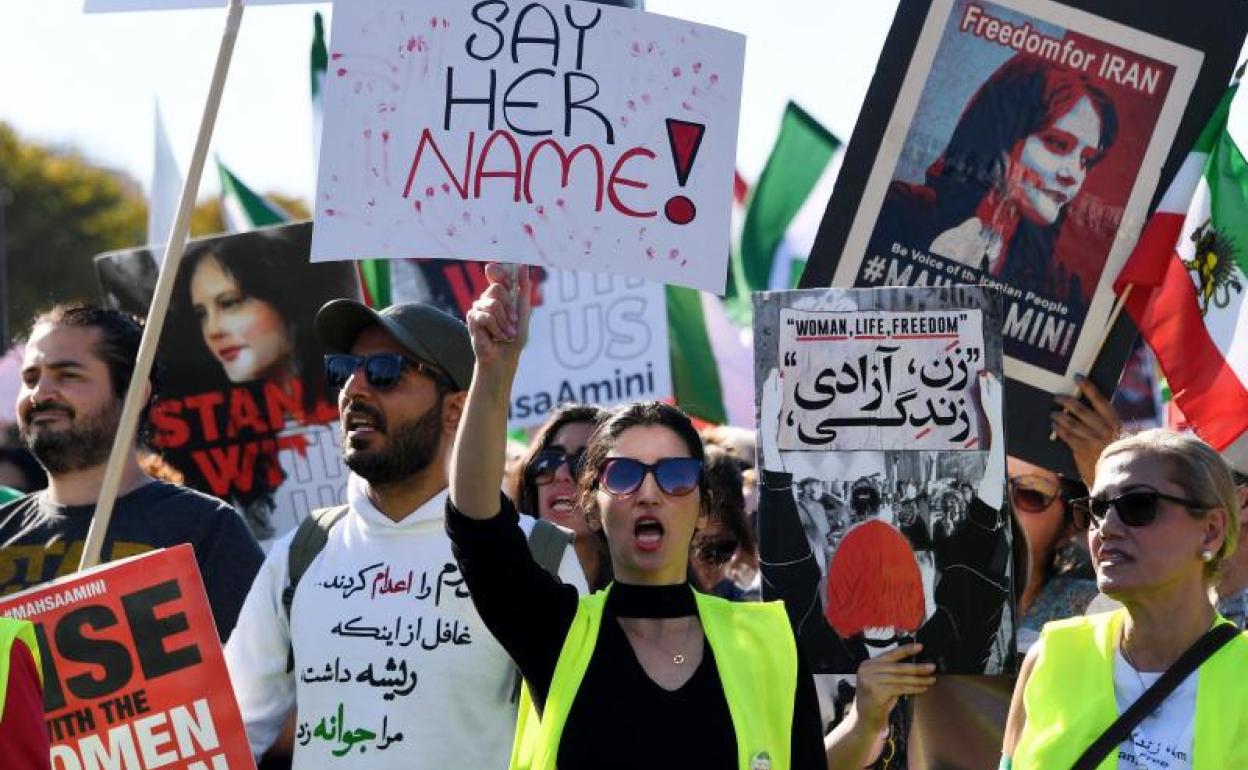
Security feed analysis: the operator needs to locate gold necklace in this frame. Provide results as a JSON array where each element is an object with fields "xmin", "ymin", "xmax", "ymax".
[{"xmin": 625, "ymin": 617, "xmax": 700, "ymax": 665}]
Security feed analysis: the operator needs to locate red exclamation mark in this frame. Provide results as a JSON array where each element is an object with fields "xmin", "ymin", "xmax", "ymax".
[{"xmin": 664, "ymin": 118, "xmax": 705, "ymax": 225}]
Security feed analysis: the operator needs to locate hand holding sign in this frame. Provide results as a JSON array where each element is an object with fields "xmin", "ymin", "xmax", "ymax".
[
  {"xmin": 312, "ymin": 0, "xmax": 745, "ymax": 293},
  {"xmin": 466, "ymin": 262, "xmax": 534, "ymax": 377}
]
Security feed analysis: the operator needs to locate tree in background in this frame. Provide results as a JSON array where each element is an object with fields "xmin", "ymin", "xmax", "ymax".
[
  {"xmin": 0, "ymin": 123, "xmax": 309, "ymax": 345},
  {"xmin": 0, "ymin": 122, "xmax": 145, "ymax": 342}
]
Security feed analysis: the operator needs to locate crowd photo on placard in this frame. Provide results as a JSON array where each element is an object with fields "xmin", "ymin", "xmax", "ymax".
[{"xmin": 2, "ymin": 1, "xmax": 1248, "ymax": 770}]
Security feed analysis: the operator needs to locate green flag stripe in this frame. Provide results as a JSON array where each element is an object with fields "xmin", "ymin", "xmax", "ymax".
[
  {"xmin": 359, "ymin": 260, "xmax": 392, "ymax": 307},
  {"xmin": 1208, "ymin": 104, "xmax": 1248, "ymax": 273},
  {"xmin": 1194, "ymin": 83, "xmax": 1238, "ymax": 156},
  {"xmin": 728, "ymin": 101, "xmax": 839, "ymax": 314},
  {"xmin": 665, "ymin": 285, "xmax": 726, "ymax": 424},
  {"xmin": 311, "ymin": 12, "xmax": 328, "ymax": 98}
]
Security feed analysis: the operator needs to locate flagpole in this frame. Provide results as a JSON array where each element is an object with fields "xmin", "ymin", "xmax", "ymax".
[
  {"xmin": 78, "ymin": 0, "xmax": 247, "ymax": 571},
  {"xmin": 1048, "ymin": 285, "xmax": 1133, "ymax": 443}
]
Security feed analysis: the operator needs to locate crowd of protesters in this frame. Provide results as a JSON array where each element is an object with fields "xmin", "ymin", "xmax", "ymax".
[{"xmin": 0, "ymin": 261, "xmax": 1243, "ymax": 770}]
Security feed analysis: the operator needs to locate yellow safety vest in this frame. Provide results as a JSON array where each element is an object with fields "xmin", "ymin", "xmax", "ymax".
[
  {"xmin": 1014, "ymin": 609, "xmax": 1248, "ymax": 770},
  {"xmin": 0, "ymin": 617, "xmax": 41, "ymax": 720},
  {"xmin": 510, "ymin": 587, "xmax": 797, "ymax": 770}
]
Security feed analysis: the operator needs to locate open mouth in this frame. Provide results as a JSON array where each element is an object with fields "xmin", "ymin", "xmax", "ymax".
[
  {"xmin": 634, "ymin": 516, "xmax": 664, "ymax": 552},
  {"xmin": 1096, "ymin": 546, "xmax": 1133, "ymax": 566},
  {"xmin": 343, "ymin": 406, "xmax": 384, "ymax": 438},
  {"xmin": 548, "ymin": 495, "xmax": 576, "ymax": 520}
]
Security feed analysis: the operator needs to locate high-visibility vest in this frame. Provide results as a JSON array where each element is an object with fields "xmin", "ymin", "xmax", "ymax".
[
  {"xmin": 510, "ymin": 587, "xmax": 797, "ymax": 770},
  {"xmin": 0, "ymin": 617, "xmax": 41, "ymax": 720},
  {"xmin": 1013, "ymin": 609, "xmax": 1248, "ymax": 769}
]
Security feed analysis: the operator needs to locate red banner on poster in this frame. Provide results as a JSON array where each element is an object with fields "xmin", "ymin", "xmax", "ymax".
[{"xmin": 0, "ymin": 545, "xmax": 255, "ymax": 770}]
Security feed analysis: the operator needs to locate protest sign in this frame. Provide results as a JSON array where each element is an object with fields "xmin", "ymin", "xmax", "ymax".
[
  {"xmin": 95, "ymin": 223, "xmax": 362, "ymax": 546},
  {"xmin": 0, "ymin": 545, "xmax": 254, "ymax": 770},
  {"xmin": 776, "ymin": 308, "xmax": 987, "ymax": 451},
  {"xmin": 370, "ymin": 258, "xmax": 673, "ymax": 426},
  {"xmin": 85, "ymin": 0, "xmax": 306, "ymax": 11},
  {"xmin": 310, "ymin": 0, "xmax": 745, "ymax": 293},
  {"xmin": 754, "ymin": 284, "xmax": 1012, "ymax": 679},
  {"xmin": 798, "ymin": 0, "xmax": 1247, "ymax": 475}
]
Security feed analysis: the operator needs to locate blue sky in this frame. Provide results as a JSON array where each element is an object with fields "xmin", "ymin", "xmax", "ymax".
[{"xmin": 0, "ymin": 1, "xmax": 898, "ymax": 201}]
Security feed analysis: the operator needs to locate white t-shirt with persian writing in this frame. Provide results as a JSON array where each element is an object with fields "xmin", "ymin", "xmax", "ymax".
[
  {"xmin": 224, "ymin": 477, "xmax": 586, "ymax": 769},
  {"xmin": 1112, "ymin": 648, "xmax": 1196, "ymax": 770}
]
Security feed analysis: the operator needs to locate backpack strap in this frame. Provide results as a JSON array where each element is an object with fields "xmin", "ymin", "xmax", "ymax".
[
  {"xmin": 283, "ymin": 504, "xmax": 349, "ymax": 672},
  {"xmin": 528, "ymin": 518, "xmax": 573, "ymax": 576}
]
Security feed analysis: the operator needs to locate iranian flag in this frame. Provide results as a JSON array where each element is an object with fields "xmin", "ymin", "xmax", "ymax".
[
  {"xmin": 724, "ymin": 101, "xmax": 841, "ymax": 322},
  {"xmin": 666, "ymin": 173, "xmax": 753, "ymax": 426},
  {"xmin": 1115, "ymin": 80, "xmax": 1248, "ymax": 467}
]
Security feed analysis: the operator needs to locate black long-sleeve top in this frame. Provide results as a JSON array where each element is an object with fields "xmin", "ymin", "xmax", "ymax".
[{"xmin": 446, "ymin": 494, "xmax": 826, "ymax": 770}]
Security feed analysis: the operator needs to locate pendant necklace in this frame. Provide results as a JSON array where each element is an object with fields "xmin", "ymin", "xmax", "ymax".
[{"xmin": 629, "ymin": 616, "xmax": 700, "ymax": 665}]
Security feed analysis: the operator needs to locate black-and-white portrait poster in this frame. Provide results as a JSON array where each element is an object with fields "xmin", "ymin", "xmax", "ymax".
[
  {"xmin": 800, "ymin": 0, "xmax": 1247, "ymax": 475},
  {"xmin": 754, "ymin": 285, "xmax": 1014, "ymax": 679}
]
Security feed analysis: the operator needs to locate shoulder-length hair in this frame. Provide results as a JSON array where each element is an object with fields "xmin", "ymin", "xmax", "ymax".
[
  {"xmin": 927, "ymin": 53, "xmax": 1118, "ymax": 245},
  {"xmin": 508, "ymin": 403, "xmax": 604, "ymax": 517},
  {"xmin": 167, "ymin": 223, "xmax": 360, "ymax": 412}
]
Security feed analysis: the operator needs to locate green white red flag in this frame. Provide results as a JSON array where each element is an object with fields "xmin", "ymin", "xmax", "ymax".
[{"xmin": 1115, "ymin": 79, "xmax": 1248, "ymax": 467}]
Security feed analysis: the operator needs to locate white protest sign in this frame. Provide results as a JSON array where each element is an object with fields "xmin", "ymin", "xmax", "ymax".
[
  {"xmin": 311, "ymin": 0, "xmax": 746, "ymax": 293},
  {"xmin": 511, "ymin": 270, "xmax": 670, "ymax": 426},
  {"xmin": 85, "ymin": 0, "xmax": 309, "ymax": 11},
  {"xmin": 777, "ymin": 308, "xmax": 987, "ymax": 451}
]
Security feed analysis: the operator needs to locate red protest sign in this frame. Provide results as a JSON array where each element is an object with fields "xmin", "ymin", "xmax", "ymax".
[{"xmin": 0, "ymin": 544, "xmax": 255, "ymax": 770}]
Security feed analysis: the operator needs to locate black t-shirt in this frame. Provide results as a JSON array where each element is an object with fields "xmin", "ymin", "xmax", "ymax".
[
  {"xmin": 446, "ymin": 494, "xmax": 825, "ymax": 770},
  {"xmin": 0, "ymin": 480, "xmax": 263, "ymax": 641}
]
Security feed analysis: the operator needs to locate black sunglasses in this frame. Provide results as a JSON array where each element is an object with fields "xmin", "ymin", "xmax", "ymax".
[
  {"xmin": 597, "ymin": 457, "xmax": 703, "ymax": 498},
  {"xmin": 1009, "ymin": 475, "xmax": 1060, "ymax": 513},
  {"xmin": 529, "ymin": 449, "xmax": 587, "ymax": 486},
  {"xmin": 692, "ymin": 537, "xmax": 739, "ymax": 566},
  {"xmin": 324, "ymin": 353, "xmax": 453, "ymax": 392},
  {"xmin": 1070, "ymin": 489, "xmax": 1213, "ymax": 530}
]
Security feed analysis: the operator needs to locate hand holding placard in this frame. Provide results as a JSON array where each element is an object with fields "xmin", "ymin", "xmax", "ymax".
[{"xmin": 312, "ymin": 0, "xmax": 745, "ymax": 293}]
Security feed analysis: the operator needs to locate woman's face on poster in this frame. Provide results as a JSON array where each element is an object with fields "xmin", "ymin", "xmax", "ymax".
[
  {"xmin": 1005, "ymin": 95, "xmax": 1102, "ymax": 226},
  {"xmin": 190, "ymin": 254, "xmax": 293, "ymax": 383}
]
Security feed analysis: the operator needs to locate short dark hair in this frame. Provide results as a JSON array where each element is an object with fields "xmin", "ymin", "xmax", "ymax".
[
  {"xmin": 702, "ymin": 446, "xmax": 755, "ymax": 556},
  {"xmin": 28, "ymin": 304, "xmax": 160, "ymax": 434},
  {"xmin": 30, "ymin": 304, "xmax": 157, "ymax": 400}
]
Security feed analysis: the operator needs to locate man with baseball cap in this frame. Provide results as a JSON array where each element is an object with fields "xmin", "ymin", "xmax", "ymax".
[{"xmin": 224, "ymin": 299, "xmax": 585, "ymax": 770}]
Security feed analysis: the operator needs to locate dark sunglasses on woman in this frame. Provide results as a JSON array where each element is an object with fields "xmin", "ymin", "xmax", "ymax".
[
  {"xmin": 529, "ymin": 449, "xmax": 587, "ymax": 486},
  {"xmin": 1070, "ymin": 489, "xmax": 1213, "ymax": 530},
  {"xmin": 325, "ymin": 353, "xmax": 453, "ymax": 392},
  {"xmin": 597, "ymin": 457, "xmax": 703, "ymax": 498},
  {"xmin": 1009, "ymin": 475, "xmax": 1060, "ymax": 513}
]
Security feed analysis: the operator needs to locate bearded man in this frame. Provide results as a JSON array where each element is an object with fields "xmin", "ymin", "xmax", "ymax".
[
  {"xmin": 225, "ymin": 300, "xmax": 584, "ymax": 770},
  {"xmin": 0, "ymin": 304, "xmax": 262, "ymax": 640}
]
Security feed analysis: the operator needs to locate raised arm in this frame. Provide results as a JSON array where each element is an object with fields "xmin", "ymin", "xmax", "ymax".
[{"xmin": 450, "ymin": 264, "xmax": 533, "ymax": 519}]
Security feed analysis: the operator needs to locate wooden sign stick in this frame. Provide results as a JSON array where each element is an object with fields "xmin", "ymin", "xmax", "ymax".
[{"xmin": 78, "ymin": 0, "xmax": 247, "ymax": 570}]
